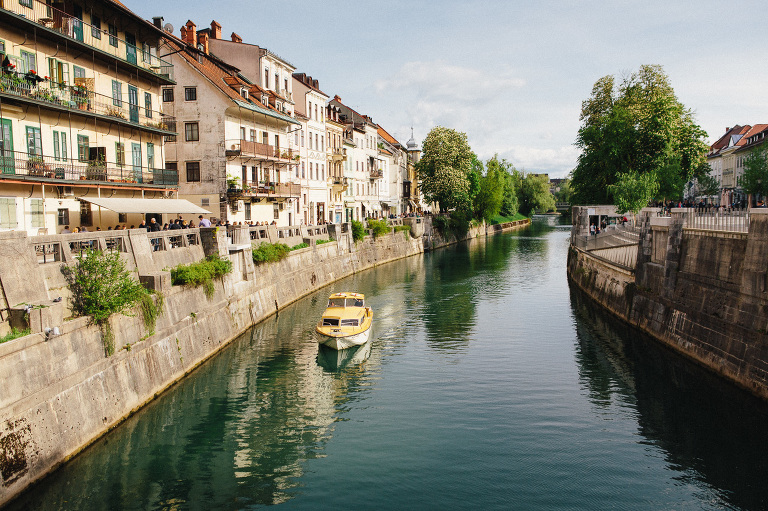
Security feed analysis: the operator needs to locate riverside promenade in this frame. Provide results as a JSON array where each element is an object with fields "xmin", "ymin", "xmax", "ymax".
[{"xmin": 567, "ymin": 206, "xmax": 768, "ymax": 401}]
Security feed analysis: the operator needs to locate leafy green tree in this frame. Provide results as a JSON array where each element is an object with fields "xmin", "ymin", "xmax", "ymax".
[
  {"xmin": 693, "ymin": 166, "xmax": 720, "ymax": 201},
  {"xmin": 416, "ymin": 127, "xmax": 475, "ymax": 212},
  {"xmin": 571, "ymin": 65, "xmax": 708, "ymax": 205},
  {"xmin": 608, "ymin": 170, "xmax": 659, "ymax": 215},
  {"xmin": 518, "ymin": 172, "xmax": 555, "ymax": 216},
  {"xmin": 500, "ymin": 169, "xmax": 519, "ymax": 217},
  {"xmin": 738, "ymin": 146, "xmax": 768, "ymax": 206},
  {"xmin": 553, "ymin": 179, "xmax": 572, "ymax": 204},
  {"xmin": 473, "ymin": 155, "xmax": 506, "ymax": 222}
]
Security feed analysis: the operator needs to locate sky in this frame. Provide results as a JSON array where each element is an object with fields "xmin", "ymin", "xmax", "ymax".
[{"xmin": 130, "ymin": 0, "xmax": 768, "ymax": 178}]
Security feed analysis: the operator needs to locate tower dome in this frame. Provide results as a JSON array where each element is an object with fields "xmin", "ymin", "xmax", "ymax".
[{"xmin": 406, "ymin": 127, "xmax": 419, "ymax": 151}]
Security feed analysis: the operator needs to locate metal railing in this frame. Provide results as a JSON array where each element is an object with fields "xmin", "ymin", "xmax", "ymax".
[
  {"xmin": 0, "ymin": 73, "xmax": 174, "ymax": 131},
  {"xmin": 1, "ymin": 0, "xmax": 174, "ymax": 81},
  {"xmin": 682, "ymin": 207, "xmax": 749, "ymax": 233},
  {"xmin": 227, "ymin": 139, "xmax": 297, "ymax": 162},
  {"xmin": 0, "ymin": 149, "xmax": 178, "ymax": 186}
]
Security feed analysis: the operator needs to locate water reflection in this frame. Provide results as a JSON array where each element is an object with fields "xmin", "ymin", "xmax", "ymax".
[
  {"xmin": 570, "ymin": 286, "xmax": 768, "ymax": 510},
  {"xmin": 317, "ymin": 341, "xmax": 372, "ymax": 371}
]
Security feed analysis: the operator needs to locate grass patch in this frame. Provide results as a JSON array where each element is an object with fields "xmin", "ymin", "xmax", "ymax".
[
  {"xmin": 490, "ymin": 213, "xmax": 528, "ymax": 225},
  {"xmin": 316, "ymin": 238, "xmax": 333, "ymax": 245},
  {"xmin": 252, "ymin": 242, "xmax": 290, "ymax": 264},
  {"xmin": 290, "ymin": 242, "xmax": 309, "ymax": 251},
  {"xmin": 0, "ymin": 327, "xmax": 31, "ymax": 344},
  {"xmin": 171, "ymin": 254, "xmax": 233, "ymax": 298}
]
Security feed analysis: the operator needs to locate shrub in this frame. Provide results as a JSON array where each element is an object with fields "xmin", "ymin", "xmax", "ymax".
[
  {"xmin": 63, "ymin": 249, "xmax": 162, "ymax": 355},
  {"xmin": 252, "ymin": 242, "xmax": 290, "ymax": 264},
  {"xmin": 394, "ymin": 224, "xmax": 412, "ymax": 238},
  {"xmin": 351, "ymin": 220, "xmax": 365, "ymax": 242},
  {"xmin": 316, "ymin": 238, "xmax": 333, "ymax": 245},
  {"xmin": 171, "ymin": 254, "xmax": 233, "ymax": 297},
  {"xmin": 290, "ymin": 242, "xmax": 309, "ymax": 251},
  {"xmin": 368, "ymin": 219, "xmax": 390, "ymax": 238}
]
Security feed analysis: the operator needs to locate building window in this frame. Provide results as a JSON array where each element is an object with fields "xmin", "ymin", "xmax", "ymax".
[
  {"xmin": 26, "ymin": 126, "xmax": 41, "ymax": 157},
  {"xmin": 0, "ymin": 198, "xmax": 16, "ymax": 230},
  {"xmin": 308, "ymin": 131, "xmax": 312, "ymax": 150},
  {"xmin": 185, "ymin": 122, "xmax": 199, "ymax": 142},
  {"xmin": 244, "ymin": 201, "xmax": 251, "ymax": 221},
  {"xmin": 240, "ymin": 127, "xmax": 246, "ymax": 140},
  {"xmin": 80, "ymin": 201, "xmax": 92, "ymax": 226},
  {"xmin": 309, "ymin": 162, "xmax": 313, "ymax": 180},
  {"xmin": 144, "ymin": 92, "xmax": 152, "ymax": 118},
  {"xmin": 91, "ymin": 15, "xmax": 101, "ymax": 39},
  {"xmin": 186, "ymin": 161, "xmax": 200, "ymax": 182},
  {"xmin": 53, "ymin": 131, "xmax": 67, "ymax": 161},
  {"xmin": 19, "ymin": 0, "xmax": 32, "ymax": 8},
  {"xmin": 73, "ymin": 65, "xmax": 85, "ymax": 79},
  {"xmin": 115, "ymin": 142, "xmax": 125, "ymax": 166},
  {"xmin": 108, "ymin": 24, "xmax": 118, "ymax": 47},
  {"xmin": 301, "ymin": 161, "xmax": 305, "ymax": 178},
  {"xmin": 57, "ymin": 208, "xmax": 69, "ymax": 226},
  {"xmin": 19, "ymin": 50, "xmax": 35, "ymax": 74},
  {"xmin": 264, "ymin": 68, "xmax": 269, "ymax": 88},
  {"xmin": 142, "ymin": 42, "xmax": 150, "ymax": 63},
  {"xmin": 250, "ymin": 130, "xmax": 257, "ymax": 142},
  {"xmin": 118, "ymin": 213, "xmax": 128, "ymax": 223},
  {"xmin": 112, "ymin": 80, "xmax": 122, "ymax": 107},
  {"xmin": 162, "ymin": 88, "xmax": 174, "ymax": 102},
  {"xmin": 201, "ymin": 198, "xmax": 210, "ymax": 207},
  {"xmin": 77, "ymin": 135, "xmax": 89, "ymax": 162},
  {"xmin": 147, "ymin": 143, "xmax": 154, "ymax": 170},
  {"xmin": 165, "ymin": 120, "xmax": 177, "ymax": 143},
  {"xmin": 301, "ymin": 131, "xmax": 304, "ymax": 147},
  {"xmin": 30, "ymin": 199, "xmax": 44, "ymax": 228},
  {"xmin": 184, "ymin": 87, "xmax": 197, "ymax": 101}
]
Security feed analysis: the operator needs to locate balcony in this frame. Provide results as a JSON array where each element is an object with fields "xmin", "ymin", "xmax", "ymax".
[
  {"xmin": 1, "ymin": 0, "xmax": 173, "ymax": 83},
  {"xmin": 225, "ymin": 139, "xmax": 298, "ymax": 163},
  {"xmin": 370, "ymin": 169, "xmax": 383, "ymax": 179},
  {"xmin": 230, "ymin": 182, "xmax": 301, "ymax": 199},
  {"xmin": 330, "ymin": 148, "xmax": 346, "ymax": 161},
  {"xmin": 329, "ymin": 175, "xmax": 348, "ymax": 193},
  {"xmin": 0, "ymin": 72, "xmax": 175, "ymax": 135},
  {"xmin": 0, "ymin": 150, "xmax": 178, "ymax": 187}
]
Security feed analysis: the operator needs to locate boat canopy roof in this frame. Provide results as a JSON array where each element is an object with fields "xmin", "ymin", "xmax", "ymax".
[
  {"xmin": 326, "ymin": 292, "xmax": 365, "ymax": 309},
  {"xmin": 328, "ymin": 292, "xmax": 365, "ymax": 300}
]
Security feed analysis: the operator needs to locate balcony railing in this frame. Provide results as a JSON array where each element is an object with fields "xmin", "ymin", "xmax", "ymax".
[
  {"xmin": 1, "ymin": 0, "xmax": 173, "ymax": 81},
  {"xmin": 229, "ymin": 182, "xmax": 301, "ymax": 198},
  {"xmin": 226, "ymin": 139, "xmax": 298, "ymax": 162},
  {"xmin": 0, "ymin": 72, "xmax": 174, "ymax": 132},
  {"xmin": 0, "ymin": 150, "xmax": 178, "ymax": 186},
  {"xmin": 370, "ymin": 169, "xmax": 383, "ymax": 179}
]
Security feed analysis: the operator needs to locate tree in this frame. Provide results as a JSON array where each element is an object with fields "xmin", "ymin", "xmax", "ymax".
[
  {"xmin": 693, "ymin": 166, "xmax": 720, "ymax": 202},
  {"xmin": 738, "ymin": 145, "xmax": 768, "ymax": 206},
  {"xmin": 608, "ymin": 170, "xmax": 659, "ymax": 215},
  {"xmin": 500, "ymin": 170, "xmax": 519, "ymax": 217},
  {"xmin": 473, "ymin": 155, "xmax": 507, "ymax": 222},
  {"xmin": 571, "ymin": 65, "xmax": 708, "ymax": 206},
  {"xmin": 518, "ymin": 172, "xmax": 555, "ymax": 216},
  {"xmin": 416, "ymin": 127, "xmax": 475, "ymax": 212}
]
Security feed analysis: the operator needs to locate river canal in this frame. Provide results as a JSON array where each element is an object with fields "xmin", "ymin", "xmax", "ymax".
[{"xmin": 9, "ymin": 217, "xmax": 768, "ymax": 510}]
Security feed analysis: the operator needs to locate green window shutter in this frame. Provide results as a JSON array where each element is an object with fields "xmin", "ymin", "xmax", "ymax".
[
  {"xmin": 30, "ymin": 199, "xmax": 44, "ymax": 228},
  {"xmin": 61, "ymin": 132, "xmax": 67, "ymax": 160},
  {"xmin": 53, "ymin": 131, "xmax": 60, "ymax": 160},
  {"xmin": 26, "ymin": 126, "xmax": 41, "ymax": 156}
]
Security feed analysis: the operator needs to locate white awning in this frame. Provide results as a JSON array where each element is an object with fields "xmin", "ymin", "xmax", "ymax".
[{"xmin": 80, "ymin": 198, "xmax": 210, "ymax": 214}]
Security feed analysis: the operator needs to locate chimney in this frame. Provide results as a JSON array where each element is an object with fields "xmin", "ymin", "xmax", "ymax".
[
  {"xmin": 313, "ymin": 79, "xmax": 319, "ymax": 89},
  {"xmin": 725, "ymin": 127, "xmax": 730, "ymax": 133},
  {"xmin": 152, "ymin": 16, "xmax": 163, "ymax": 29},
  {"xmin": 210, "ymin": 20, "xmax": 221, "ymax": 39},
  {"xmin": 231, "ymin": 32, "xmax": 242, "ymax": 43},
  {"xmin": 183, "ymin": 20, "xmax": 197, "ymax": 47},
  {"xmin": 333, "ymin": 95, "xmax": 341, "ymax": 102},
  {"xmin": 198, "ymin": 32, "xmax": 209, "ymax": 54}
]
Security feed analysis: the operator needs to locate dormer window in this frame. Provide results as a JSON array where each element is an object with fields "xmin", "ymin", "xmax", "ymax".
[
  {"xmin": 240, "ymin": 87, "xmax": 249, "ymax": 100},
  {"xmin": 262, "ymin": 94, "xmax": 268, "ymax": 106}
]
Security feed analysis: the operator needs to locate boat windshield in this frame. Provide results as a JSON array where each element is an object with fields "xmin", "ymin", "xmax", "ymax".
[
  {"xmin": 328, "ymin": 297, "xmax": 364, "ymax": 308},
  {"xmin": 340, "ymin": 318, "xmax": 359, "ymax": 326},
  {"xmin": 322, "ymin": 318, "xmax": 340, "ymax": 326}
]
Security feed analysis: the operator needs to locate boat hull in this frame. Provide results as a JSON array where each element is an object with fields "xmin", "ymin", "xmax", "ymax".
[{"xmin": 315, "ymin": 325, "xmax": 371, "ymax": 350}]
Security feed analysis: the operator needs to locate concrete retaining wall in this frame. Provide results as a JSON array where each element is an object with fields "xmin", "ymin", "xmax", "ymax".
[
  {"xmin": 568, "ymin": 207, "xmax": 768, "ymax": 402},
  {"xmin": 0, "ymin": 217, "xmax": 529, "ymax": 505}
]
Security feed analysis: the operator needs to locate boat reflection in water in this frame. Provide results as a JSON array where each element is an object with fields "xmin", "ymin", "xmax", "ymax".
[{"xmin": 317, "ymin": 340, "xmax": 372, "ymax": 371}]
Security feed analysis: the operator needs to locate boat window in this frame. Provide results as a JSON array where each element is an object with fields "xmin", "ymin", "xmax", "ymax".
[
  {"xmin": 344, "ymin": 298, "xmax": 364, "ymax": 307},
  {"xmin": 340, "ymin": 319, "xmax": 359, "ymax": 326},
  {"xmin": 328, "ymin": 298, "xmax": 345, "ymax": 307},
  {"xmin": 322, "ymin": 318, "xmax": 339, "ymax": 326}
]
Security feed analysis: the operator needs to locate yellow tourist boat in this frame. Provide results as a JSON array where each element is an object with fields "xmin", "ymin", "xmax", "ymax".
[{"xmin": 315, "ymin": 292, "xmax": 373, "ymax": 350}]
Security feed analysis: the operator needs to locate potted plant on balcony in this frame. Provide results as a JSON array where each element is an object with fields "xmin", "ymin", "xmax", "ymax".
[
  {"xmin": 226, "ymin": 176, "xmax": 242, "ymax": 197},
  {"xmin": 86, "ymin": 156, "xmax": 106, "ymax": 181},
  {"xmin": 24, "ymin": 69, "xmax": 44, "ymax": 85},
  {"xmin": 72, "ymin": 84, "xmax": 89, "ymax": 110}
]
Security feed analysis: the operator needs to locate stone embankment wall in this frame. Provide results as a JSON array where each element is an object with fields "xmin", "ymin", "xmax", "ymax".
[
  {"xmin": 568, "ymin": 207, "xmax": 768, "ymax": 401},
  {"xmin": 0, "ymin": 216, "xmax": 528, "ymax": 505}
]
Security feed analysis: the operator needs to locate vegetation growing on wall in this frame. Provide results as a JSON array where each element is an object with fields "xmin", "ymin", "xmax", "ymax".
[
  {"xmin": 171, "ymin": 255, "xmax": 233, "ymax": 298},
  {"xmin": 0, "ymin": 327, "xmax": 31, "ymax": 344},
  {"xmin": 351, "ymin": 220, "xmax": 365, "ymax": 242},
  {"xmin": 252, "ymin": 242, "xmax": 290, "ymax": 264},
  {"xmin": 63, "ymin": 249, "xmax": 163, "ymax": 356},
  {"xmin": 367, "ymin": 219, "xmax": 391, "ymax": 238}
]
